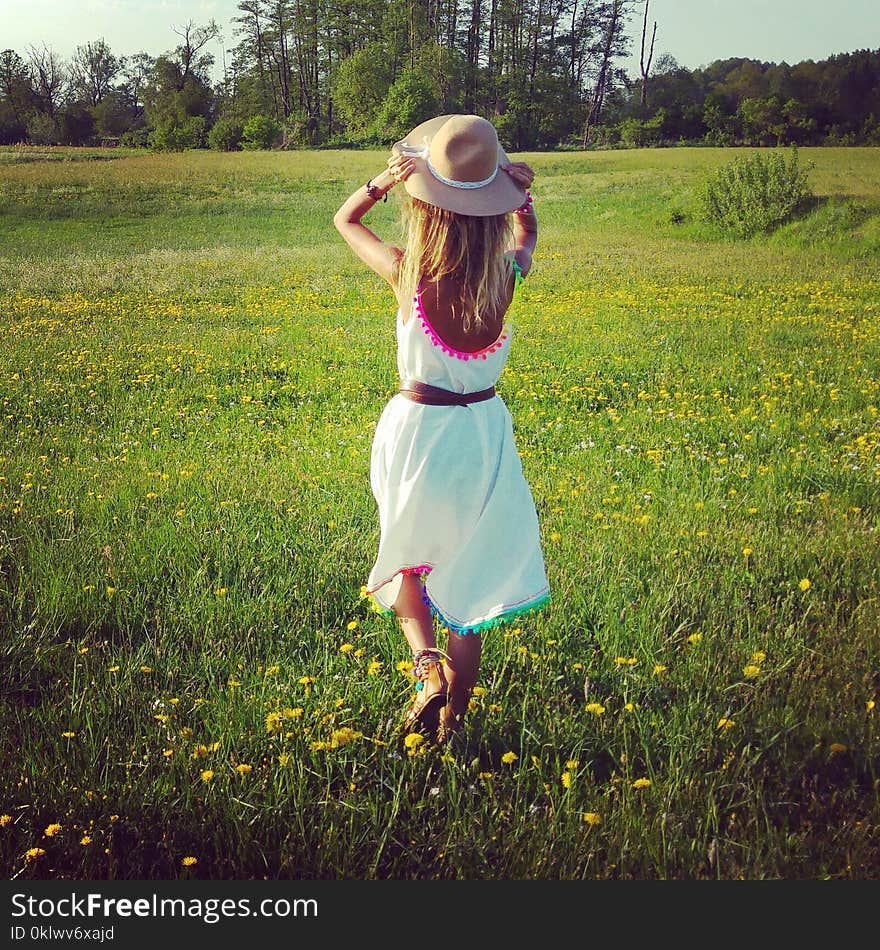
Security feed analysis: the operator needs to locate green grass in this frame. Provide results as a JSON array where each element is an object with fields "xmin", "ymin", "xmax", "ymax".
[{"xmin": 0, "ymin": 145, "xmax": 878, "ymax": 879}]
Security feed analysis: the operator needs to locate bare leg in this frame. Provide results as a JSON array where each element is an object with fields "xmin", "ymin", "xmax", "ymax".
[
  {"xmin": 392, "ymin": 573, "xmax": 436, "ymax": 654},
  {"xmin": 393, "ymin": 573, "xmax": 447, "ymax": 732},
  {"xmin": 443, "ymin": 630, "xmax": 482, "ymax": 720}
]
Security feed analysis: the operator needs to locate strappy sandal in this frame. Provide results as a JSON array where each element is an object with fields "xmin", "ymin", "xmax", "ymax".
[
  {"xmin": 435, "ymin": 704, "xmax": 465, "ymax": 746},
  {"xmin": 403, "ymin": 648, "xmax": 449, "ymax": 735}
]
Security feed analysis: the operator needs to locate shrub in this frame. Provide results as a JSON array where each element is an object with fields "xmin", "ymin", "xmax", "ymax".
[
  {"xmin": 241, "ymin": 115, "xmax": 282, "ymax": 150},
  {"xmin": 208, "ymin": 119, "xmax": 243, "ymax": 151},
  {"xmin": 151, "ymin": 117, "xmax": 207, "ymax": 152},
  {"xmin": 700, "ymin": 147, "xmax": 814, "ymax": 237},
  {"xmin": 120, "ymin": 128, "xmax": 150, "ymax": 148}
]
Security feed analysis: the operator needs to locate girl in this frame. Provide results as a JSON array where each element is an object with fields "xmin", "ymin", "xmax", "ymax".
[{"xmin": 333, "ymin": 114, "xmax": 549, "ymax": 743}]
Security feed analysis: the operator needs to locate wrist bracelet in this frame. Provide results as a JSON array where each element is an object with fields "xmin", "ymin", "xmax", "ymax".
[
  {"xmin": 514, "ymin": 190, "xmax": 534, "ymax": 215},
  {"xmin": 365, "ymin": 180, "xmax": 388, "ymax": 203}
]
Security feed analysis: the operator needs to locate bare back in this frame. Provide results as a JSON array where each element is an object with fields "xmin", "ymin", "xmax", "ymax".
[{"xmin": 395, "ymin": 254, "xmax": 520, "ymax": 355}]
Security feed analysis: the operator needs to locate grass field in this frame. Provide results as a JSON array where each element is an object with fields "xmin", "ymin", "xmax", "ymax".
[{"xmin": 0, "ymin": 144, "xmax": 878, "ymax": 879}]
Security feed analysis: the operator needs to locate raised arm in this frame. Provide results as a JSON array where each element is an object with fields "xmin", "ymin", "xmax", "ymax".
[
  {"xmin": 333, "ymin": 152, "xmax": 415, "ymax": 286},
  {"xmin": 501, "ymin": 161, "xmax": 537, "ymax": 278}
]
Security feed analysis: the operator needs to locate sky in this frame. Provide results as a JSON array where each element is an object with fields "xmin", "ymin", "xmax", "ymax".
[{"xmin": 0, "ymin": 0, "xmax": 877, "ymax": 82}]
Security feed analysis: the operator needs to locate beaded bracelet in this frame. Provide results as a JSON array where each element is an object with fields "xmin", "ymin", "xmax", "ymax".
[
  {"xmin": 514, "ymin": 190, "xmax": 534, "ymax": 215},
  {"xmin": 365, "ymin": 180, "xmax": 388, "ymax": 203}
]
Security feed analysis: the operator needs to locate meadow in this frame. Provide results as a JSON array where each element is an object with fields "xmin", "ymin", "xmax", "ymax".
[{"xmin": 0, "ymin": 144, "xmax": 878, "ymax": 879}]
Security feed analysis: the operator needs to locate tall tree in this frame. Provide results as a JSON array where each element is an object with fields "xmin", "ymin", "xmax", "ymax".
[
  {"xmin": 638, "ymin": 0, "xmax": 655, "ymax": 108},
  {"xmin": 27, "ymin": 44, "xmax": 65, "ymax": 116},
  {"xmin": 69, "ymin": 39, "xmax": 121, "ymax": 107},
  {"xmin": 582, "ymin": 0, "xmax": 631, "ymax": 147}
]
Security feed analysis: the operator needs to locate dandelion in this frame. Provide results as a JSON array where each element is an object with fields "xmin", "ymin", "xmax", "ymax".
[
  {"xmin": 367, "ymin": 660, "xmax": 382, "ymax": 676},
  {"xmin": 61, "ymin": 731, "xmax": 76, "ymax": 739},
  {"xmin": 215, "ymin": 587, "xmax": 228, "ymax": 597},
  {"xmin": 501, "ymin": 751, "xmax": 517, "ymax": 765},
  {"xmin": 403, "ymin": 733, "xmax": 425, "ymax": 752},
  {"xmin": 106, "ymin": 586, "xmax": 115, "ymax": 597},
  {"xmin": 751, "ymin": 651, "xmax": 766, "ymax": 664},
  {"xmin": 339, "ymin": 643, "xmax": 354, "ymax": 654},
  {"xmin": 652, "ymin": 664, "xmax": 667, "ymax": 676},
  {"xmin": 346, "ymin": 620, "xmax": 359, "ymax": 631},
  {"xmin": 0, "ymin": 814, "xmax": 12, "ymax": 827},
  {"xmin": 561, "ymin": 771, "xmax": 572, "ymax": 789},
  {"xmin": 235, "ymin": 763, "xmax": 252, "ymax": 775},
  {"xmin": 687, "ymin": 632, "xmax": 702, "ymax": 644},
  {"xmin": 743, "ymin": 665, "xmax": 761, "ymax": 678},
  {"xmin": 278, "ymin": 754, "xmax": 290, "ymax": 766},
  {"xmin": 868, "ymin": 700, "xmax": 875, "ymax": 713},
  {"xmin": 44, "ymin": 823, "xmax": 62, "ymax": 837},
  {"xmin": 478, "ymin": 771, "xmax": 493, "ymax": 781},
  {"xmin": 191, "ymin": 745, "xmax": 208, "ymax": 759},
  {"xmin": 742, "ymin": 546, "xmax": 753, "ymax": 557},
  {"xmin": 25, "ymin": 847, "xmax": 46, "ymax": 861},
  {"xmin": 80, "ymin": 835, "xmax": 92, "ymax": 846},
  {"xmin": 107, "ymin": 665, "xmax": 120, "ymax": 673},
  {"xmin": 717, "ymin": 718, "xmax": 736, "ymax": 730},
  {"xmin": 582, "ymin": 812, "xmax": 601, "ymax": 826},
  {"xmin": 330, "ymin": 727, "xmax": 361, "ymax": 748},
  {"xmin": 181, "ymin": 856, "xmax": 198, "ymax": 867},
  {"xmin": 565, "ymin": 759, "xmax": 579, "ymax": 770},
  {"xmin": 585, "ymin": 702, "xmax": 606, "ymax": 716},
  {"xmin": 200, "ymin": 770, "xmax": 214, "ymax": 782},
  {"xmin": 614, "ymin": 656, "xmax": 637, "ymax": 666},
  {"xmin": 632, "ymin": 778, "xmax": 652, "ymax": 790},
  {"xmin": 624, "ymin": 702, "xmax": 636, "ymax": 713},
  {"xmin": 472, "ymin": 686, "xmax": 488, "ymax": 697},
  {"xmin": 798, "ymin": 578, "xmax": 811, "ymax": 591}
]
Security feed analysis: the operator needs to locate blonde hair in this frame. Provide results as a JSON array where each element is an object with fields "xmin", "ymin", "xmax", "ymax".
[{"xmin": 394, "ymin": 195, "xmax": 514, "ymax": 334}]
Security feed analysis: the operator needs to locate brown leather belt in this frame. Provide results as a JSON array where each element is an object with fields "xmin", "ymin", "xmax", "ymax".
[{"xmin": 398, "ymin": 379, "xmax": 496, "ymax": 406}]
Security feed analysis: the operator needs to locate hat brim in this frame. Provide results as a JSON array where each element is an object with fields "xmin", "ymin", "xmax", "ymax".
[{"xmin": 392, "ymin": 115, "xmax": 526, "ymax": 217}]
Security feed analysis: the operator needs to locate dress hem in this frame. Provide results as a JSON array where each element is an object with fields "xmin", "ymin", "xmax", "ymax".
[{"xmin": 363, "ymin": 565, "xmax": 550, "ymax": 637}]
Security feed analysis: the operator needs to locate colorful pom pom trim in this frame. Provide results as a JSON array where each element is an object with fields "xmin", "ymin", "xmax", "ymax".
[
  {"xmin": 363, "ymin": 565, "xmax": 550, "ymax": 636},
  {"xmin": 410, "ymin": 258, "xmax": 522, "ymax": 362}
]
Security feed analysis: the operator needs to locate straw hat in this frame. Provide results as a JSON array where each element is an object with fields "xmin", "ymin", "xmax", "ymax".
[{"xmin": 392, "ymin": 114, "xmax": 526, "ymax": 217}]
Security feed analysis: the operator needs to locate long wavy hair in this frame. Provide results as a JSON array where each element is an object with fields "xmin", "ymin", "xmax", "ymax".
[{"xmin": 394, "ymin": 195, "xmax": 514, "ymax": 335}]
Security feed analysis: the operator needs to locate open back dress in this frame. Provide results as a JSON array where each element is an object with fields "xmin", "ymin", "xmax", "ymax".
[{"xmin": 365, "ymin": 256, "xmax": 550, "ymax": 635}]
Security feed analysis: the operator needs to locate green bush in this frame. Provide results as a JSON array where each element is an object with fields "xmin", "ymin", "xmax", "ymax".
[
  {"xmin": 119, "ymin": 128, "xmax": 150, "ymax": 148},
  {"xmin": 700, "ymin": 147, "xmax": 814, "ymax": 237},
  {"xmin": 208, "ymin": 119, "xmax": 244, "ymax": 151},
  {"xmin": 151, "ymin": 117, "xmax": 207, "ymax": 152},
  {"xmin": 241, "ymin": 115, "xmax": 282, "ymax": 150}
]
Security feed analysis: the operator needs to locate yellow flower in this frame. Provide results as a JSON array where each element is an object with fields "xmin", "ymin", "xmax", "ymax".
[
  {"xmin": 652, "ymin": 664, "xmax": 667, "ymax": 676},
  {"xmin": 472, "ymin": 686, "xmax": 488, "ymax": 697},
  {"xmin": 235, "ymin": 763, "xmax": 252, "ymax": 775},
  {"xmin": 717, "ymin": 718, "xmax": 736, "ymax": 730},
  {"xmin": 798, "ymin": 578, "xmax": 811, "ymax": 591},
  {"xmin": 106, "ymin": 586, "xmax": 115, "ymax": 597},
  {"xmin": 396, "ymin": 660, "xmax": 413, "ymax": 676},
  {"xmin": 561, "ymin": 770, "xmax": 574, "ymax": 789},
  {"xmin": 215, "ymin": 587, "xmax": 227, "ymax": 596},
  {"xmin": 742, "ymin": 546, "xmax": 753, "ymax": 557},
  {"xmin": 107, "ymin": 665, "xmax": 120, "ymax": 673},
  {"xmin": 339, "ymin": 643, "xmax": 354, "ymax": 654},
  {"xmin": 367, "ymin": 660, "xmax": 382, "ymax": 676},
  {"xmin": 330, "ymin": 727, "xmax": 361, "ymax": 747},
  {"xmin": 191, "ymin": 745, "xmax": 208, "ymax": 759},
  {"xmin": 26, "ymin": 847, "xmax": 46, "ymax": 861},
  {"xmin": 743, "ymin": 665, "xmax": 761, "ymax": 678},
  {"xmin": 44, "ymin": 823, "xmax": 62, "ymax": 837},
  {"xmin": 298, "ymin": 676, "xmax": 315, "ymax": 685},
  {"xmin": 582, "ymin": 812, "xmax": 601, "ymax": 826},
  {"xmin": 61, "ymin": 731, "xmax": 76, "ymax": 739},
  {"xmin": 687, "ymin": 632, "xmax": 702, "ymax": 644},
  {"xmin": 829, "ymin": 743, "xmax": 848, "ymax": 754},
  {"xmin": 565, "ymin": 759, "xmax": 579, "ymax": 770},
  {"xmin": 867, "ymin": 700, "xmax": 875, "ymax": 713},
  {"xmin": 278, "ymin": 754, "xmax": 290, "ymax": 766},
  {"xmin": 478, "ymin": 771, "xmax": 493, "ymax": 780},
  {"xmin": 181, "ymin": 856, "xmax": 198, "ymax": 867},
  {"xmin": 0, "ymin": 814, "xmax": 12, "ymax": 827},
  {"xmin": 501, "ymin": 751, "xmax": 517, "ymax": 765},
  {"xmin": 346, "ymin": 620, "xmax": 359, "ymax": 631},
  {"xmin": 200, "ymin": 770, "xmax": 214, "ymax": 782},
  {"xmin": 751, "ymin": 651, "xmax": 766, "ymax": 664},
  {"xmin": 403, "ymin": 732, "xmax": 425, "ymax": 751},
  {"xmin": 80, "ymin": 835, "xmax": 92, "ymax": 846},
  {"xmin": 585, "ymin": 702, "xmax": 605, "ymax": 716},
  {"xmin": 632, "ymin": 778, "xmax": 652, "ymax": 789},
  {"xmin": 624, "ymin": 702, "xmax": 636, "ymax": 713}
]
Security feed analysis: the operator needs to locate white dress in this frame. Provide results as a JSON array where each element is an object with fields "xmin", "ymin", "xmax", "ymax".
[{"xmin": 365, "ymin": 258, "xmax": 550, "ymax": 635}]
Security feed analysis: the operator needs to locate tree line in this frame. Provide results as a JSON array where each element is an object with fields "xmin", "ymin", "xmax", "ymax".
[{"xmin": 1, "ymin": 1, "xmax": 878, "ymax": 150}]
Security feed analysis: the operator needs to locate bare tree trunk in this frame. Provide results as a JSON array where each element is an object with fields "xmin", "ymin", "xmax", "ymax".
[
  {"xmin": 639, "ymin": 0, "xmax": 656, "ymax": 109},
  {"xmin": 582, "ymin": 0, "xmax": 623, "ymax": 148}
]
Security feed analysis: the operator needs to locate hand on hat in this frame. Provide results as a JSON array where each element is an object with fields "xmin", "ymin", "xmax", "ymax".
[
  {"xmin": 500, "ymin": 161, "xmax": 535, "ymax": 189},
  {"xmin": 387, "ymin": 152, "xmax": 416, "ymax": 185}
]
